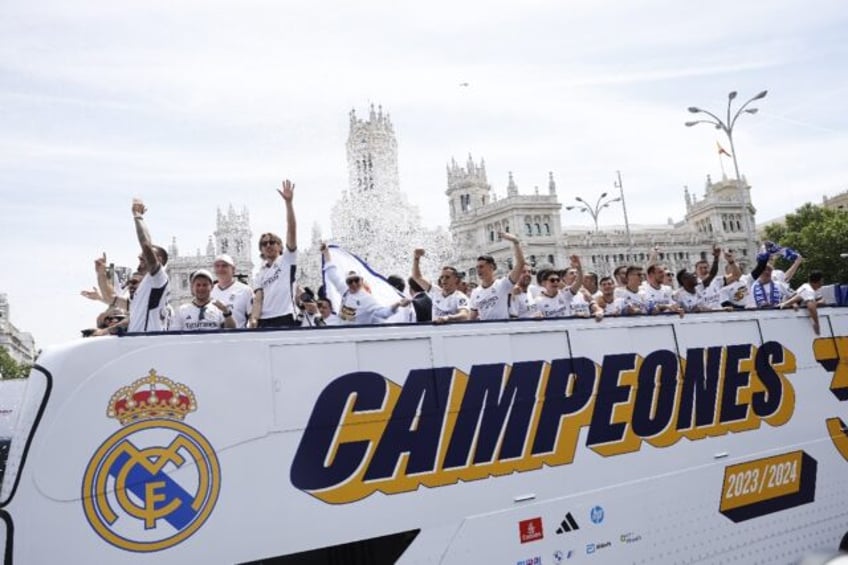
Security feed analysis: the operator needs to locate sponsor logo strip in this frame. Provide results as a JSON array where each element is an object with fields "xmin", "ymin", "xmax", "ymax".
[{"xmin": 719, "ymin": 450, "xmax": 816, "ymax": 522}]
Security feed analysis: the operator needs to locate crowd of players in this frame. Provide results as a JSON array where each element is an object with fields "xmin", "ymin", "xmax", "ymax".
[{"xmin": 81, "ymin": 181, "xmax": 828, "ymax": 338}]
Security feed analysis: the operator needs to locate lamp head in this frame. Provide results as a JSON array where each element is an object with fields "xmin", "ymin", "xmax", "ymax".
[
  {"xmin": 728, "ymin": 91, "xmax": 738, "ymax": 100},
  {"xmin": 754, "ymin": 90, "xmax": 768, "ymax": 100},
  {"xmin": 687, "ymin": 106, "xmax": 700, "ymax": 113}
]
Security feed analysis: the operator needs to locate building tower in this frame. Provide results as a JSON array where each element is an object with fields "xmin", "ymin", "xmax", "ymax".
[
  {"xmin": 447, "ymin": 156, "xmax": 565, "ymax": 280},
  {"xmin": 329, "ymin": 104, "xmax": 451, "ymax": 280},
  {"xmin": 684, "ymin": 173, "xmax": 757, "ymax": 264}
]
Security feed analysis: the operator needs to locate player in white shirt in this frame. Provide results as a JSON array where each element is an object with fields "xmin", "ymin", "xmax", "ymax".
[
  {"xmin": 595, "ymin": 276, "xmax": 623, "ymax": 316},
  {"xmin": 128, "ymin": 198, "xmax": 171, "ymax": 333},
  {"xmin": 410, "ymin": 248, "xmax": 470, "ymax": 324},
  {"xmin": 619, "ymin": 266, "xmax": 649, "ymax": 315},
  {"xmin": 534, "ymin": 267, "xmax": 579, "ymax": 318},
  {"xmin": 752, "ymin": 265, "xmax": 794, "ymax": 308},
  {"xmin": 322, "ymin": 244, "xmax": 409, "ymax": 325},
  {"xmin": 210, "ymin": 254, "xmax": 253, "ymax": 328},
  {"xmin": 510, "ymin": 265, "xmax": 540, "ymax": 319},
  {"xmin": 778, "ymin": 270, "xmax": 825, "ymax": 335},
  {"xmin": 250, "ymin": 179, "xmax": 299, "ymax": 328},
  {"xmin": 171, "ymin": 269, "xmax": 236, "ymax": 332},
  {"xmin": 469, "ymin": 232, "xmax": 525, "ymax": 321},
  {"xmin": 673, "ymin": 269, "xmax": 711, "ymax": 313},
  {"xmin": 639, "ymin": 264, "xmax": 681, "ymax": 315}
]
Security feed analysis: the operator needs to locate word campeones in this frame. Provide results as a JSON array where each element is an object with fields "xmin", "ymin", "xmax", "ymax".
[{"xmin": 291, "ymin": 342, "xmax": 796, "ymax": 504}]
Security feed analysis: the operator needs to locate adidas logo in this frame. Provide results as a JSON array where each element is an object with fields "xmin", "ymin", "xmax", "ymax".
[{"xmin": 556, "ymin": 513, "xmax": 580, "ymax": 534}]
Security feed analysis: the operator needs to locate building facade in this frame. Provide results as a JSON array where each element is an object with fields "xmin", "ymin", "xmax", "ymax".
[
  {"xmin": 0, "ymin": 293, "xmax": 36, "ymax": 366},
  {"xmin": 448, "ymin": 162, "xmax": 759, "ymax": 279},
  {"xmin": 166, "ymin": 205, "xmax": 254, "ymax": 305}
]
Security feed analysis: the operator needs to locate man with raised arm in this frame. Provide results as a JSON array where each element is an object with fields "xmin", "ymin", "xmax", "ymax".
[
  {"xmin": 249, "ymin": 179, "xmax": 298, "ymax": 328},
  {"xmin": 468, "ymin": 232, "xmax": 525, "ymax": 321},
  {"xmin": 129, "ymin": 198, "xmax": 171, "ymax": 333},
  {"xmin": 321, "ymin": 243, "xmax": 409, "ymax": 325},
  {"xmin": 411, "ymin": 248, "xmax": 470, "ymax": 324}
]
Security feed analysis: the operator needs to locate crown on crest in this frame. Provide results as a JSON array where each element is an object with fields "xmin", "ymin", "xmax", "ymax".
[{"xmin": 107, "ymin": 369, "xmax": 196, "ymax": 425}]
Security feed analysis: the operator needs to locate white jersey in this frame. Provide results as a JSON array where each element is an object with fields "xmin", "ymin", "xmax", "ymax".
[
  {"xmin": 696, "ymin": 277, "xmax": 726, "ymax": 310},
  {"xmin": 534, "ymin": 289, "xmax": 576, "ymax": 318},
  {"xmin": 338, "ymin": 290, "xmax": 393, "ymax": 325},
  {"xmin": 570, "ymin": 290, "xmax": 593, "ymax": 318},
  {"xmin": 129, "ymin": 267, "xmax": 170, "ymax": 333},
  {"xmin": 469, "ymin": 277, "xmax": 514, "ymax": 320},
  {"xmin": 597, "ymin": 294, "xmax": 622, "ymax": 316},
  {"xmin": 428, "ymin": 285, "xmax": 470, "ymax": 319},
  {"xmin": 721, "ymin": 274, "xmax": 755, "ymax": 309},
  {"xmin": 211, "ymin": 280, "xmax": 253, "ymax": 328},
  {"xmin": 509, "ymin": 290, "xmax": 538, "ymax": 319},
  {"xmin": 257, "ymin": 249, "xmax": 297, "ymax": 319},
  {"xmin": 795, "ymin": 282, "xmax": 822, "ymax": 303},
  {"xmin": 674, "ymin": 288, "xmax": 706, "ymax": 313},
  {"xmin": 639, "ymin": 282, "xmax": 673, "ymax": 312},
  {"xmin": 619, "ymin": 287, "xmax": 648, "ymax": 315},
  {"xmin": 170, "ymin": 301, "xmax": 228, "ymax": 332}
]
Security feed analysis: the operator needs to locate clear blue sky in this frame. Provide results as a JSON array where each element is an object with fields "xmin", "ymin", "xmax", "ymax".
[{"xmin": 1, "ymin": 0, "xmax": 846, "ymax": 348}]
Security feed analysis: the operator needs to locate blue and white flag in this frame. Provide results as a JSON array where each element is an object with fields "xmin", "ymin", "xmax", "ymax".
[{"xmin": 321, "ymin": 244, "xmax": 403, "ymax": 314}]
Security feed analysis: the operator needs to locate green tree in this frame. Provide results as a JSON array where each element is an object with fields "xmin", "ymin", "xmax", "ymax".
[
  {"xmin": 763, "ymin": 203, "xmax": 848, "ymax": 284},
  {"xmin": 0, "ymin": 347, "xmax": 29, "ymax": 379}
]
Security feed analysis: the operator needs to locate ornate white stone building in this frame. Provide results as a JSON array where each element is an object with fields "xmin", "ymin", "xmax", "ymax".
[
  {"xmin": 448, "ymin": 157, "xmax": 758, "ymax": 279},
  {"xmin": 299, "ymin": 104, "xmax": 452, "ymax": 288},
  {"xmin": 166, "ymin": 205, "xmax": 254, "ymax": 305},
  {"xmin": 0, "ymin": 294, "xmax": 36, "ymax": 366}
]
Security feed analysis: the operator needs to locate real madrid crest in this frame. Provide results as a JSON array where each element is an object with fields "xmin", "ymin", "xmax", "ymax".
[{"xmin": 81, "ymin": 369, "xmax": 221, "ymax": 552}]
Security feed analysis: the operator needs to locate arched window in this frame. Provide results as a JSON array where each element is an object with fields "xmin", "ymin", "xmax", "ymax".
[
  {"xmin": 544, "ymin": 223, "xmax": 550, "ymax": 235},
  {"xmin": 504, "ymin": 223, "xmax": 510, "ymax": 233},
  {"xmin": 548, "ymin": 254, "xmax": 555, "ymax": 265},
  {"xmin": 489, "ymin": 230, "xmax": 495, "ymax": 242},
  {"xmin": 529, "ymin": 255, "xmax": 537, "ymax": 267},
  {"xmin": 535, "ymin": 223, "xmax": 541, "ymax": 235},
  {"xmin": 525, "ymin": 223, "xmax": 533, "ymax": 236}
]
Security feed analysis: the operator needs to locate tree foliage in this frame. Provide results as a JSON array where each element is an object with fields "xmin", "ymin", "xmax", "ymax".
[
  {"xmin": 763, "ymin": 203, "xmax": 848, "ymax": 284},
  {"xmin": 0, "ymin": 347, "xmax": 29, "ymax": 379}
]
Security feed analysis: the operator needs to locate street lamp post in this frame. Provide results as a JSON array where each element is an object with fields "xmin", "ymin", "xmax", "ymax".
[
  {"xmin": 566, "ymin": 192, "xmax": 622, "ymax": 232},
  {"xmin": 614, "ymin": 170, "xmax": 632, "ymax": 249},
  {"xmin": 685, "ymin": 89, "xmax": 767, "ymax": 261}
]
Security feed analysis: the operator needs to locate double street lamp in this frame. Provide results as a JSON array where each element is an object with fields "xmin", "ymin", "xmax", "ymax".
[
  {"xmin": 566, "ymin": 192, "xmax": 622, "ymax": 232},
  {"xmin": 685, "ymin": 89, "xmax": 767, "ymax": 260}
]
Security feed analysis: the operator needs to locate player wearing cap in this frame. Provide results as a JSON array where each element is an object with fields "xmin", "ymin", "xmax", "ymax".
[
  {"xmin": 210, "ymin": 253, "xmax": 253, "ymax": 328},
  {"xmin": 171, "ymin": 269, "xmax": 237, "ymax": 332},
  {"xmin": 320, "ymin": 243, "xmax": 409, "ymax": 325}
]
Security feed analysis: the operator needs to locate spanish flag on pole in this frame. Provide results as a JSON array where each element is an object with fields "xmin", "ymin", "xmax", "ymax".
[{"xmin": 716, "ymin": 141, "xmax": 732, "ymax": 158}]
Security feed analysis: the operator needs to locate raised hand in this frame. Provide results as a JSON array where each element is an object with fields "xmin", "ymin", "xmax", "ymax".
[
  {"xmin": 499, "ymin": 231, "xmax": 519, "ymax": 244},
  {"xmin": 212, "ymin": 300, "xmax": 231, "ymax": 314},
  {"xmin": 132, "ymin": 198, "xmax": 146, "ymax": 217},
  {"xmin": 570, "ymin": 255, "xmax": 582, "ymax": 267},
  {"xmin": 278, "ymin": 179, "xmax": 295, "ymax": 202},
  {"xmin": 95, "ymin": 252, "xmax": 107, "ymax": 273},
  {"xmin": 414, "ymin": 248, "xmax": 426, "ymax": 259},
  {"xmin": 712, "ymin": 244, "xmax": 721, "ymax": 258},
  {"xmin": 81, "ymin": 287, "xmax": 102, "ymax": 301}
]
